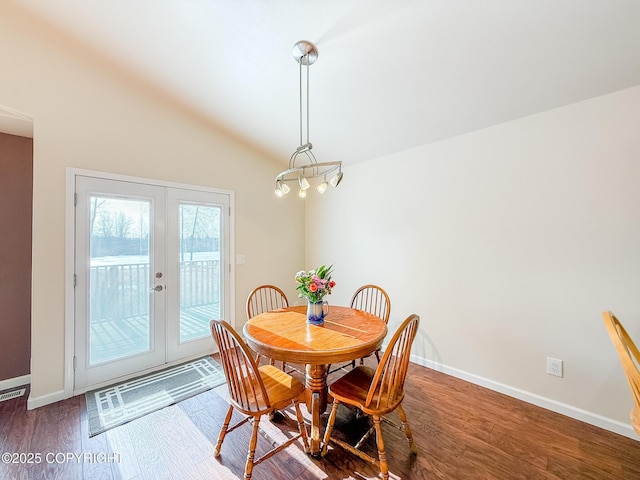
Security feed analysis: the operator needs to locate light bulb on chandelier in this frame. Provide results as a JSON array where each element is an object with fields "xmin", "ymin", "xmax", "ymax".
[
  {"xmin": 316, "ymin": 175, "xmax": 329, "ymax": 194},
  {"xmin": 298, "ymin": 175, "xmax": 311, "ymax": 191}
]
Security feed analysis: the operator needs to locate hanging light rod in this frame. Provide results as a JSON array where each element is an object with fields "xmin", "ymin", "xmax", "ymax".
[{"xmin": 275, "ymin": 40, "xmax": 343, "ymax": 198}]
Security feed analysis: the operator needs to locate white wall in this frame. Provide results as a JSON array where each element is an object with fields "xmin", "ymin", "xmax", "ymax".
[
  {"xmin": 307, "ymin": 86, "xmax": 640, "ymax": 437},
  {"xmin": 0, "ymin": 3, "xmax": 304, "ymax": 402}
]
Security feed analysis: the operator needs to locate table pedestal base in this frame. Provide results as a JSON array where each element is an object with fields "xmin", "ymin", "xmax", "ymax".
[{"xmin": 305, "ymin": 364, "xmax": 328, "ymax": 455}]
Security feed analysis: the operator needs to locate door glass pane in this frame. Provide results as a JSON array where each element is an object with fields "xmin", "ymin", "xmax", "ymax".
[
  {"xmin": 179, "ymin": 203, "xmax": 221, "ymax": 342},
  {"xmin": 89, "ymin": 196, "xmax": 151, "ymax": 365}
]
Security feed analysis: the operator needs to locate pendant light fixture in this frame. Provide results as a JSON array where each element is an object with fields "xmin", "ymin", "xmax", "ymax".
[{"xmin": 274, "ymin": 40, "xmax": 343, "ymax": 198}]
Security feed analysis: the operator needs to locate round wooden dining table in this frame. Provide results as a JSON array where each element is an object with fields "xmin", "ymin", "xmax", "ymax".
[{"xmin": 243, "ymin": 305, "xmax": 387, "ymax": 455}]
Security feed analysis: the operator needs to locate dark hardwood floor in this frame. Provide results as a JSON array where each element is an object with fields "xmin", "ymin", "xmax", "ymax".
[{"xmin": 1, "ymin": 357, "xmax": 640, "ymax": 479}]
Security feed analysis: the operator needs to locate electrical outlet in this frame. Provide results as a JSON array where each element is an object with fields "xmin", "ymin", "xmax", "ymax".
[{"xmin": 547, "ymin": 357, "xmax": 563, "ymax": 377}]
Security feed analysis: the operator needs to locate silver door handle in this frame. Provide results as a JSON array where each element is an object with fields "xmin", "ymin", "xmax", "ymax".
[{"xmin": 150, "ymin": 285, "xmax": 164, "ymax": 292}]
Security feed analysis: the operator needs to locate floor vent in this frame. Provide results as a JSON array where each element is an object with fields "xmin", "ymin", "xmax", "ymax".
[{"xmin": 0, "ymin": 388, "xmax": 26, "ymax": 403}]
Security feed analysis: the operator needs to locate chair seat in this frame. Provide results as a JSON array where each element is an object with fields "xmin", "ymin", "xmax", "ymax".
[
  {"xmin": 329, "ymin": 365, "xmax": 401, "ymax": 415},
  {"xmin": 259, "ymin": 364, "xmax": 306, "ymax": 409}
]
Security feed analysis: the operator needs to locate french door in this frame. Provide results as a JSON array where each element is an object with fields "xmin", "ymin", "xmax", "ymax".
[{"xmin": 73, "ymin": 175, "xmax": 230, "ymax": 390}]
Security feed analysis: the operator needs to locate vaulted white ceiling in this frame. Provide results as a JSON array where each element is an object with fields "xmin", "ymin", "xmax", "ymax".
[{"xmin": 11, "ymin": 0, "xmax": 640, "ymax": 166}]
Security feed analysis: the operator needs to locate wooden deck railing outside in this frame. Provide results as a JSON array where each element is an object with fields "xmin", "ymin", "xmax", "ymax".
[{"xmin": 89, "ymin": 260, "xmax": 220, "ymax": 321}]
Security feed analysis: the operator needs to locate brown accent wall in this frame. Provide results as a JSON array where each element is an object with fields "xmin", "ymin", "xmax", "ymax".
[{"xmin": 0, "ymin": 132, "xmax": 33, "ymax": 381}]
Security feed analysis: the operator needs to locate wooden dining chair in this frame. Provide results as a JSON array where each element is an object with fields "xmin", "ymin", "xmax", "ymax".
[
  {"xmin": 246, "ymin": 285, "xmax": 289, "ymax": 369},
  {"xmin": 246, "ymin": 284, "xmax": 289, "ymax": 319},
  {"xmin": 351, "ymin": 284, "xmax": 391, "ymax": 364},
  {"xmin": 321, "ymin": 314, "xmax": 420, "ymax": 480},
  {"xmin": 327, "ymin": 285, "xmax": 391, "ymax": 375},
  {"xmin": 602, "ymin": 311, "xmax": 640, "ymax": 434},
  {"xmin": 209, "ymin": 319, "xmax": 309, "ymax": 479}
]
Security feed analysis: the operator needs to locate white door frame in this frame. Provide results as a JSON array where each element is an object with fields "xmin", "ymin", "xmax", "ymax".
[{"xmin": 64, "ymin": 168, "xmax": 235, "ymax": 398}]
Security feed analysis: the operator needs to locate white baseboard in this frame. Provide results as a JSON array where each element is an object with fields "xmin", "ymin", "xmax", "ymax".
[
  {"xmin": 411, "ymin": 354, "xmax": 639, "ymax": 441},
  {"xmin": 27, "ymin": 389, "xmax": 66, "ymax": 410},
  {"xmin": 0, "ymin": 374, "xmax": 30, "ymax": 391}
]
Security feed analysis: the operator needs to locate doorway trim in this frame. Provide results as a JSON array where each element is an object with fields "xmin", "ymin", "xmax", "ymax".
[{"xmin": 64, "ymin": 167, "xmax": 235, "ymax": 399}]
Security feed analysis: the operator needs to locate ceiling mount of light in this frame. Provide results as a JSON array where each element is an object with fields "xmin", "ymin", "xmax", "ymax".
[{"xmin": 274, "ymin": 40, "xmax": 343, "ymax": 198}]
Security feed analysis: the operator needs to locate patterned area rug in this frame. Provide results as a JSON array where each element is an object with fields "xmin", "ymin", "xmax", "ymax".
[{"xmin": 85, "ymin": 356, "xmax": 225, "ymax": 437}]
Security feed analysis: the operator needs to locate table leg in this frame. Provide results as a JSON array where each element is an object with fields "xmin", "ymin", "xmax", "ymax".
[{"xmin": 305, "ymin": 364, "xmax": 328, "ymax": 455}]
